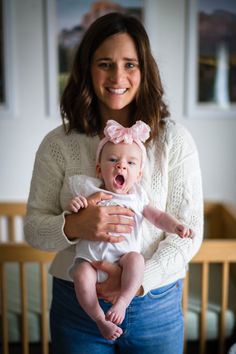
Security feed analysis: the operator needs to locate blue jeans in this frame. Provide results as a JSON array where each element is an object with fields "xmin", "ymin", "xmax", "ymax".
[{"xmin": 50, "ymin": 277, "xmax": 184, "ymax": 354}]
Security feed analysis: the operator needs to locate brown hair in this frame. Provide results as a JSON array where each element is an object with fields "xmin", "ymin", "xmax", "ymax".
[{"xmin": 60, "ymin": 12, "xmax": 170, "ymax": 140}]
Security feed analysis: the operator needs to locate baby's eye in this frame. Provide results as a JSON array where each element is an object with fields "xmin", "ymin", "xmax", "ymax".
[
  {"xmin": 128, "ymin": 161, "xmax": 136, "ymax": 165},
  {"xmin": 109, "ymin": 158, "xmax": 117, "ymax": 163}
]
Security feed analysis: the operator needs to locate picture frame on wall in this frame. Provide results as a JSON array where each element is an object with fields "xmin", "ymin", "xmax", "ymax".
[
  {"xmin": 44, "ymin": 0, "xmax": 144, "ymax": 118},
  {"xmin": 0, "ymin": 0, "xmax": 17, "ymax": 119},
  {"xmin": 185, "ymin": 0, "xmax": 236, "ymax": 119}
]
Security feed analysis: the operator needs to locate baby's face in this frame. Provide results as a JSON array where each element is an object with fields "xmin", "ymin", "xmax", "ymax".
[{"xmin": 96, "ymin": 142, "xmax": 142, "ymax": 194}]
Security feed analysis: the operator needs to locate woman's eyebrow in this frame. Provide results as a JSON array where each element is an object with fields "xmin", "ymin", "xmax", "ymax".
[
  {"xmin": 95, "ymin": 57, "xmax": 139, "ymax": 62},
  {"xmin": 95, "ymin": 57, "xmax": 111, "ymax": 62}
]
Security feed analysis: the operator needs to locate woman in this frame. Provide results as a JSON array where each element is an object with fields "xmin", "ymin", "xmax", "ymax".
[{"xmin": 24, "ymin": 12, "xmax": 203, "ymax": 354}]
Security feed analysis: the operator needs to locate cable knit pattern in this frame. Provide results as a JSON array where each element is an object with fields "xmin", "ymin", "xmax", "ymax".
[{"xmin": 24, "ymin": 120, "xmax": 203, "ymax": 295}]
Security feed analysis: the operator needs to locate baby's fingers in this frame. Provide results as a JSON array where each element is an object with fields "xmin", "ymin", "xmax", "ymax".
[
  {"xmin": 176, "ymin": 225, "xmax": 189, "ymax": 238},
  {"xmin": 188, "ymin": 229, "xmax": 195, "ymax": 239},
  {"xmin": 78, "ymin": 196, "xmax": 88, "ymax": 208},
  {"xmin": 73, "ymin": 196, "xmax": 88, "ymax": 209},
  {"xmin": 68, "ymin": 201, "xmax": 80, "ymax": 212},
  {"xmin": 181, "ymin": 228, "xmax": 194, "ymax": 238}
]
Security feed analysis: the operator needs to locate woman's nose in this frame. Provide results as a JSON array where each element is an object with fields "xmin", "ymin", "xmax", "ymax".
[{"xmin": 109, "ymin": 66, "xmax": 124, "ymax": 83}]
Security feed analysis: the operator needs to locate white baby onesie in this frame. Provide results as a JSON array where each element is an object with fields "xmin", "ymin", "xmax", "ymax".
[{"xmin": 68, "ymin": 175, "xmax": 149, "ymax": 282}]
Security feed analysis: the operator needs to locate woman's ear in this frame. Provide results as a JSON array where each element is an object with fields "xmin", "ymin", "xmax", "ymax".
[{"xmin": 96, "ymin": 164, "xmax": 102, "ymax": 178}]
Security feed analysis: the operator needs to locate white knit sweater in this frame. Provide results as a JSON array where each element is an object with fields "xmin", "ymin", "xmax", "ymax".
[{"xmin": 24, "ymin": 119, "xmax": 203, "ymax": 295}]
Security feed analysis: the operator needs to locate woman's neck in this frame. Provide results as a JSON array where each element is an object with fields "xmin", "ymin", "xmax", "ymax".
[{"xmin": 99, "ymin": 105, "xmax": 134, "ymax": 131}]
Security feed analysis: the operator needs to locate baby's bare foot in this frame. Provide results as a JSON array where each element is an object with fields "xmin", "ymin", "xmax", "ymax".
[
  {"xmin": 96, "ymin": 318, "xmax": 123, "ymax": 340},
  {"xmin": 106, "ymin": 297, "xmax": 129, "ymax": 325}
]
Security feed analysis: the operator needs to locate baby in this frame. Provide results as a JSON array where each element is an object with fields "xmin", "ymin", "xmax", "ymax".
[{"xmin": 68, "ymin": 120, "xmax": 193, "ymax": 341}]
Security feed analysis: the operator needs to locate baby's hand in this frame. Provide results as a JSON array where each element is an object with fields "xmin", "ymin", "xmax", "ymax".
[
  {"xmin": 68, "ymin": 196, "xmax": 88, "ymax": 213},
  {"xmin": 175, "ymin": 224, "xmax": 194, "ymax": 238}
]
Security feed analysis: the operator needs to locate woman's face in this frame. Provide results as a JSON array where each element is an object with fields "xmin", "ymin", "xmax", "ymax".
[{"xmin": 91, "ymin": 33, "xmax": 141, "ymax": 123}]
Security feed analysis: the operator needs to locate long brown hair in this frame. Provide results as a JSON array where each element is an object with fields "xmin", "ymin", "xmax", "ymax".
[{"xmin": 60, "ymin": 12, "xmax": 170, "ymax": 140}]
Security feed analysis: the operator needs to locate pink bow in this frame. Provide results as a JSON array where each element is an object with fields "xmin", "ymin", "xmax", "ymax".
[
  {"xmin": 104, "ymin": 120, "xmax": 150, "ymax": 145},
  {"xmin": 96, "ymin": 120, "xmax": 151, "ymax": 169}
]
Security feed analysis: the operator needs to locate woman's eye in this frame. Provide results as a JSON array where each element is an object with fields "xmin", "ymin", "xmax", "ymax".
[
  {"xmin": 99, "ymin": 62, "xmax": 111, "ymax": 69},
  {"xmin": 126, "ymin": 62, "xmax": 138, "ymax": 69}
]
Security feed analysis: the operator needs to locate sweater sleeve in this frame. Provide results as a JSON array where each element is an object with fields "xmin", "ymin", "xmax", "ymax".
[
  {"xmin": 142, "ymin": 123, "xmax": 204, "ymax": 294},
  {"xmin": 24, "ymin": 131, "xmax": 77, "ymax": 252}
]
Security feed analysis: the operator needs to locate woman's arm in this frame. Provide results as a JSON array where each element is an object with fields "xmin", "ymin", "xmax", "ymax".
[
  {"xmin": 141, "ymin": 123, "xmax": 204, "ymax": 294},
  {"xmin": 24, "ymin": 133, "xmax": 71, "ymax": 252}
]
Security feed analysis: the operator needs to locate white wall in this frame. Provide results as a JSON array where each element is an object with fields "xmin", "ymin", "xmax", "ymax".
[
  {"xmin": 0, "ymin": 0, "xmax": 236, "ymax": 204},
  {"xmin": 0, "ymin": 0, "xmax": 60, "ymax": 201}
]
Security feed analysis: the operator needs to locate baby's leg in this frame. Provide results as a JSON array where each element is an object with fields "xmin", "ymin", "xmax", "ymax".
[
  {"xmin": 73, "ymin": 261, "xmax": 123, "ymax": 340},
  {"xmin": 106, "ymin": 252, "xmax": 144, "ymax": 325}
]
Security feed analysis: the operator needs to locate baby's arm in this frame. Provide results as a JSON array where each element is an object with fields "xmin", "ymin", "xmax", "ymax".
[
  {"xmin": 68, "ymin": 196, "xmax": 88, "ymax": 213},
  {"xmin": 143, "ymin": 204, "xmax": 193, "ymax": 238}
]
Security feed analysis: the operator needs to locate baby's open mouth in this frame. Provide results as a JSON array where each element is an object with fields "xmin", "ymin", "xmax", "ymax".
[{"xmin": 115, "ymin": 174, "xmax": 125, "ymax": 186}]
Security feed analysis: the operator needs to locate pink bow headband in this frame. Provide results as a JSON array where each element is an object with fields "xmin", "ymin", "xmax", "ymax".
[{"xmin": 96, "ymin": 120, "xmax": 151, "ymax": 169}]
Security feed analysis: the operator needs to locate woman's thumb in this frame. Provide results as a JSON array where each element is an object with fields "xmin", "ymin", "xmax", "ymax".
[{"xmin": 87, "ymin": 192, "xmax": 112, "ymax": 205}]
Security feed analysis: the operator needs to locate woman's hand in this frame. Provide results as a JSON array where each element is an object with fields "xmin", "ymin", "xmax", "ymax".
[
  {"xmin": 64, "ymin": 192, "xmax": 135, "ymax": 243},
  {"xmin": 93, "ymin": 261, "xmax": 122, "ymax": 303},
  {"xmin": 93, "ymin": 260, "xmax": 144, "ymax": 303}
]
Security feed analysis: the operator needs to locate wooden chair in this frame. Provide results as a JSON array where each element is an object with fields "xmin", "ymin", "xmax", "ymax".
[
  {"xmin": 0, "ymin": 243, "xmax": 55, "ymax": 354},
  {"xmin": 0, "ymin": 202, "xmax": 55, "ymax": 354},
  {"xmin": 183, "ymin": 239, "xmax": 236, "ymax": 354},
  {"xmin": 0, "ymin": 202, "xmax": 26, "ymax": 243}
]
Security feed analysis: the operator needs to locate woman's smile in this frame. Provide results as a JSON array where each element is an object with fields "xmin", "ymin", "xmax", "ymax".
[{"xmin": 106, "ymin": 88, "xmax": 128, "ymax": 95}]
